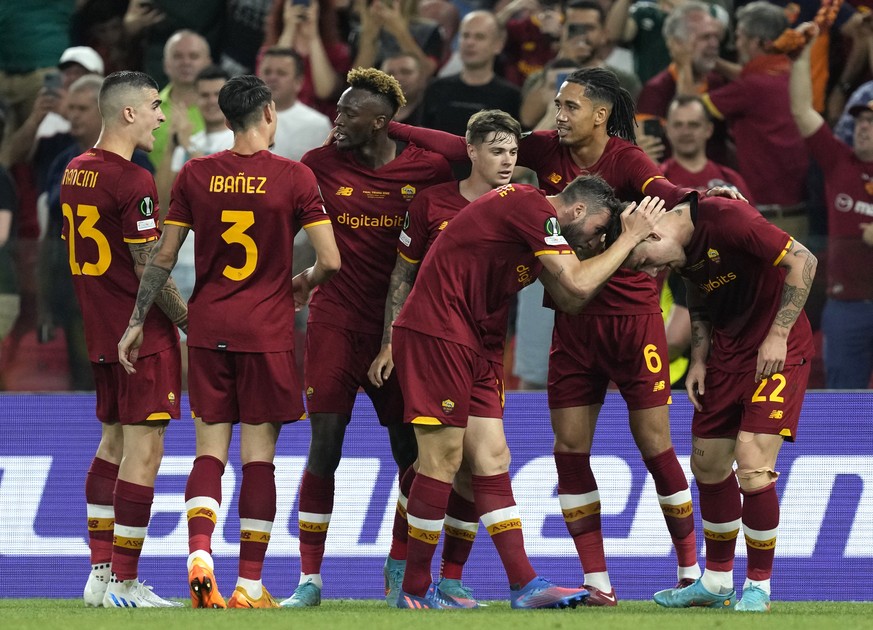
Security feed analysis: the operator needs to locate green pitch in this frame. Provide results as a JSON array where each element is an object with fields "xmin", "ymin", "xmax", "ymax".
[{"xmin": 1, "ymin": 600, "xmax": 872, "ymax": 630}]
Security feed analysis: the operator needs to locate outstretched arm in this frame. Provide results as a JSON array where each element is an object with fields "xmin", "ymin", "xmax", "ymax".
[
  {"xmin": 789, "ymin": 23, "xmax": 826, "ymax": 138},
  {"xmin": 387, "ymin": 122, "xmax": 468, "ymax": 162}
]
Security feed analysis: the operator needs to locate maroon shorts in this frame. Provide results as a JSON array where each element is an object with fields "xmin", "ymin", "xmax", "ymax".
[
  {"xmin": 93, "ymin": 345, "xmax": 181, "ymax": 425},
  {"xmin": 188, "ymin": 347, "xmax": 305, "ymax": 424},
  {"xmin": 394, "ymin": 327, "xmax": 504, "ymax": 428},
  {"xmin": 548, "ymin": 312, "xmax": 671, "ymax": 410},
  {"xmin": 304, "ymin": 322, "xmax": 404, "ymax": 426},
  {"xmin": 692, "ymin": 360, "xmax": 810, "ymax": 442}
]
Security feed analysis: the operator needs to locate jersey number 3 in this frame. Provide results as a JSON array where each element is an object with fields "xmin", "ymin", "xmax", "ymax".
[
  {"xmin": 62, "ymin": 203, "xmax": 111, "ymax": 276},
  {"xmin": 221, "ymin": 210, "xmax": 258, "ymax": 281}
]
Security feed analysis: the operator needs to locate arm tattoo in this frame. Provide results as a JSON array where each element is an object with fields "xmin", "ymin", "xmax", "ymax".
[
  {"xmin": 773, "ymin": 245, "xmax": 814, "ymax": 329},
  {"xmin": 128, "ymin": 228, "xmax": 189, "ymax": 327},
  {"xmin": 381, "ymin": 258, "xmax": 419, "ymax": 345}
]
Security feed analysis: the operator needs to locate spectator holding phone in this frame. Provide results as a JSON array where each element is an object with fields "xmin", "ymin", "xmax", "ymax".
[
  {"xmin": 520, "ymin": 1, "xmax": 639, "ymax": 130},
  {"xmin": 636, "ymin": 1, "xmax": 733, "ymax": 167},
  {"xmin": 261, "ymin": 0, "xmax": 350, "ymax": 118},
  {"xmin": 497, "ymin": 0, "xmax": 563, "ymax": 87}
]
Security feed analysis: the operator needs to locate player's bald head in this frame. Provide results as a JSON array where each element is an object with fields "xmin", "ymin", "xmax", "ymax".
[{"xmin": 98, "ymin": 71, "xmax": 160, "ymax": 121}]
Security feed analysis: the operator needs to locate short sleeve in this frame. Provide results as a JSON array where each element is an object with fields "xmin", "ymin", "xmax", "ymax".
[
  {"xmin": 397, "ymin": 194, "xmax": 431, "ymax": 264},
  {"xmin": 294, "ymin": 162, "xmax": 330, "ymax": 229},
  {"xmin": 118, "ymin": 166, "xmax": 161, "ymax": 243},
  {"xmin": 508, "ymin": 187, "xmax": 574, "ymax": 257},
  {"xmin": 166, "ymin": 163, "xmax": 194, "ymax": 229}
]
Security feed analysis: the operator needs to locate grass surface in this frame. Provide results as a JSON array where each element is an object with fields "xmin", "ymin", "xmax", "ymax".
[{"xmin": 1, "ymin": 599, "xmax": 872, "ymax": 630}]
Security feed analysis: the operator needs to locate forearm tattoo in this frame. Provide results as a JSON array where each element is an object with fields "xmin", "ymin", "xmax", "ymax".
[
  {"xmin": 773, "ymin": 244, "xmax": 815, "ymax": 329},
  {"xmin": 381, "ymin": 259, "xmax": 418, "ymax": 345},
  {"xmin": 130, "ymin": 262, "xmax": 172, "ymax": 326}
]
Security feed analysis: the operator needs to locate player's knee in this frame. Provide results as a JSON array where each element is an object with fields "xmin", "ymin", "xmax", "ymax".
[
  {"xmin": 736, "ymin": 467, "xmax": 779, "ymax": 491},
  {"xmin": 689, "ymin": 453, "xmax": 733, "ymax": 482}
]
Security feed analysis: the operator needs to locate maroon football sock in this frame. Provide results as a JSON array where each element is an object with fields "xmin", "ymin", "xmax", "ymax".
[
  {"xmin": 554, "ymin": 452, "xmax": 607, "ymax": 574},
  {"xmin": 473, "ymin": 472, "xmax": 536, "ymax": 589},
  {"xmin": 440, "ymin": 489, "xmax": 478, "ymax": 580},
  {"xmin": 389, "ymin": 465, "xmax": 415, "ymax": 561},
  {"xmin": 297, "ymin": 469, "xmax": 334, "ymax": 575},
  {"xmin": 238, "ymin": 461, "xmax": 276, "ymax": 581},
  {"xmin": 402, "ymin": 474, "xmax": 452, "ymax": 597},
  {"xmin": 85, "ymin": 457, "xmax": 118, "ymax": 564},
  {"xmin": 697, "ymin": 474, "xmax": 742, "ymax": 572},
  {"xmin": 112, "ymin": 479, "xmax": 153, "ymax": 581},
  {"xmin": 741, "ymin": 482, "xmax": 779, "ymax": 581},
  {"xmin": 643, "ymin": 447, "xmax": 698, "ymax": 570},
  {"xmin": 185, "ymin": 455, "xmax": 224, "ymax": 556}
]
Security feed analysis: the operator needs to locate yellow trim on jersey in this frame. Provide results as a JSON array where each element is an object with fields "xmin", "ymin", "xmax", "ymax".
[
  {"xmin": 164, "ymin": 220, "xmax": 193, "ymax": 228},
  {"xmin": 640, "ymin": 175, "xmax": 666, "ymax": 194},
  {"xmin": 123, "ymin": 236, "xmax": 159, "ymax": 243},
  {"xmin": 701, "ymin": 94, "xmax": 724, "ymax": 120},
  {"xmin": 397, "ymin": 250, "xmax": 421, "ymax": 264},
  {"xmin": 773, "ymin": 239, "xmax": 793, "ymax": 266},
  {"xmin": 146, "ymin": 412, "xmax": 171, "ymax": 421},
  {"xmin": 303, "ymin": 218, "xmax": 332, "ymax": 229},
  {"xmin": 411, "ymin": 416, "xmax": 443, "ymax": 426},
  {"xmin": 534, "ymin": 249, "xmax": 573, "ymax": 257},
  {"xmin": 779, "ymin": 427, "xmax": 793, "ymax": 438}
]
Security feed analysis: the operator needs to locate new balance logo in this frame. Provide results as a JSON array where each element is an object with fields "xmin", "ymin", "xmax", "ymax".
[
  {"xmin": 335, "ymin": 186, "xmax": 353, "ymax": 196},
  {"xmin": 769, "ymin": 410, "xmax": 784, "ymax": 419},
  {"xmin": 652, "ymin": 381, "xmax": 666, "ymax": 392}
]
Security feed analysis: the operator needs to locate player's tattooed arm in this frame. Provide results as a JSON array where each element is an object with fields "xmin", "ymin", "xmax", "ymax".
[
  {"xmin": 127, "ymin": 226, "xmax": 189, "ymax": 329},
  {"xmin": 381, "ymin": 256, "xmax": 419, "ymax": 345},
  {"xmin": 772, "ymin": 239, "xmax": 817, "ymax": 330},
  {"xmin": 684, "ymin": 279, "xmax": 712, "ymax": 364}
]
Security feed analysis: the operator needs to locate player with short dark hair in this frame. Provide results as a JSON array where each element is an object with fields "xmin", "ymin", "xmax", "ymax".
[
  {"xmin": 393, "ymin": 175, "xmax": 667, "ymax": 609},
  {"xmin": 371, "ymin": 108, "xmax": 522, "ymax": 607},
  {"xmin": 389, "ymin": 66, "xmax": 704, "ymax": 605},
  {"xmin": 617, "ymin": 193, "xmax": 816, "ymax": 613},
  {"xmin": 64, "ymin": 70, "xmax": 187, "ymax": 609},
  {"xmin": 118, "ymin": 74, "xmax": 341, "ymax": 609},
  {"xmin": 281, "ymin": 67, "xmax": 453, "ymax": 608}
]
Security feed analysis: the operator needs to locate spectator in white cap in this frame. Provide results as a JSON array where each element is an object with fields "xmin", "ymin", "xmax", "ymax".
[{"xmin": 4, "ymin": 46, "xmax": 106, "ymax": 169}]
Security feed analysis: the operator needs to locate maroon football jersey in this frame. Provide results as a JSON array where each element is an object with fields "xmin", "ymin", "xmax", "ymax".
[
  {"xmin": 166, "ymin": 150, "xmax": 329, "ymax": 352},
  {"xmin": 397, "ymin": 181, "xmax": 466, "ymax": 263},
  {"xmin": 805, "ymin": 125, "xmax": 873, "ymax": 301},
  {"xmin": 660, "ymin": 158, "xmax": 755, "ymax": 206},
  {"xmin": 60, "ymin": 148, "xmax": 177, "ymax": 363},
  {"xmin": 302, "ymin": 143, "xmax": 453, "ymax": 335},
  {"xmin": 679, "ymin": 197, "xmax": 814, "ymax": 372},
  {"xmin": 519, "ymin": 132, "xmax": 677, "ymax": 314},
  {"xmin": 395, "ymin": 184, "xmax": 574, "ymax": 361}
]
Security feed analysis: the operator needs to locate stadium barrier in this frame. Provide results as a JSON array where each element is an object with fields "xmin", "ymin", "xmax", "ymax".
[{"xmin": 0, "ymin": 391, "xmax": 870, "ymax": 601}]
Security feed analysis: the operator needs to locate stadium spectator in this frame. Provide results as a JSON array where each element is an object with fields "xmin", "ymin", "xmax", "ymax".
[
  {"xmin": 0, "ymin": 2, "xmax": 75, "ymax": 151},
  {"xmin": 660, "ymin": 95, "xmax": 753, "ymax": 202},
  {"xmin": 0, "ymin": 153, "xmax": 18, "ymax": 344},
  {"xmin": 393, "ymin": 176, "xmax": 662, "ymax": 609},
  {"xmin": 679, "ymin": 2, "xmax": 810, "ymax": 238},
  {"xmin": 371, "ymin": 109, "xmax": 522, "ymax": 607},
  {"xmin": 790, "ymin": 26, "xmax": 873, "ymax": 389},
  {"xmin": 636, "ymin": 1, "xmax": 732, "ymax": 166},
  {"xmin": 351, "ymin": 0, "xmax": 444, "ymax": 78},
  {"xmin": 259, "ymin": 48, "xmax": 333, "ymax": 162},
  {"xmin": 422, "ymin": 11, "xmax": 521, "ymax": 142},
  {"xmin": 148, "ymin": 31, "xmax": 212, "ymax": 174},
  {"xmin": 281, "ymin": 68, "xmax": 452, "ymax": 608},
  {"xmin": 519, "ymin": 1, "xmax": 640, "ymax": 131},
  {"xmin": 381, "ymin": 52, "xmax": 427, "ymax": 125},
  {"xmin": 261, "ymin": 0, "xmax": 350, "ymax": 118},
  {"xmin": 71, "ymin": 0, "xmax": 144, "ymax": 75},
  {"xmin": 620, "ymin": 193, "xmax": 817, "ymax": 614},
  {"xmin": 133, "ymin": 1, "xmax": 224, "ymax": 88},
  {"xmin": 497, "ymin": 0, "xmax": 563, "ymax": 87},
  {"xmin": 220, "ymin": 0, "xmax": 273, "ymax": 75},
  {"xmin": 64, "ymin": 70, "xmax": 186, "ymax": 609},
  {"xmin": 119, "ymin": 73, "xmax": 340, "ymax": 609}
]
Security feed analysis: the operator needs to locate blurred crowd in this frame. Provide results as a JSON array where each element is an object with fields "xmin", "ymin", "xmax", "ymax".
[{"xmin": 1, "ymin": 0, "xmax": 872, "ymax": 391}]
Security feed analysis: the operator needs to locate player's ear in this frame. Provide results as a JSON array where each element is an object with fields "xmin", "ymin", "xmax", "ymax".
[
  {"xmin": 373, "ymin": 114, "xmax": 388, "ymax": 131},
  {"xmin": 573, "ymin": 200, "xmax": 586, "ymax": 218},
  {"xmin": 122, "ymin": 105, "xmax": 136, "ymax": 124},
  {"xmin": 647, "ymin": 232, "xmax": 662, "ymax": 242},
  {"xmin": 466, "ymin": 142, "xmax": 476, "ymax": 162}
]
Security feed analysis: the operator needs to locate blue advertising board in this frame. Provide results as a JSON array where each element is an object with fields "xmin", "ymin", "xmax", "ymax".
[{"xmin": 0, "ymin": 392, "xmax": 870, "ymax": 601}]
